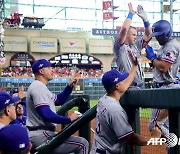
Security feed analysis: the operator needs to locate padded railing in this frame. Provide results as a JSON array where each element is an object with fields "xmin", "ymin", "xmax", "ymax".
[{"xmin": 37, "ymin": 88, "xmax": 180, "ymax": 154}]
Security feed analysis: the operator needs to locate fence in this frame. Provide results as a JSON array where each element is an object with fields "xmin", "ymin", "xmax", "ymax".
[{"xmin": 0, "ymin": 77, "xmax": 106, "ymax": 100}]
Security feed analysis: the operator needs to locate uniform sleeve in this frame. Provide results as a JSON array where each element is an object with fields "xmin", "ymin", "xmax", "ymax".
[
  {"xmin": 113, "ymin": 38, "xmax": 122, "ymax": 56},
  {"xmin": 161, "ymin": 49, "xmax": 176, "ymax": 64},
  {"xmin": 134, "ymin": 39, "xmax": 143, "ymax": 53},
  {"xmin": 55, "ymin": 85, "xmax": 73, "ymax": 106},
  {"xmin": 111, "ymin": 110, "xmax": 134, "ymax": 140},
  {"xmin": 30, "ymin": 86, "xmax": 52, "ymax": 108}
]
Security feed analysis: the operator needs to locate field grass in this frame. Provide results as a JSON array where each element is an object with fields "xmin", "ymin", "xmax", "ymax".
[
  {"xmin": 58, "ymin": 100, "xmax": 151, "ymax": 119},
  {"xmin": 140, "ymin": 108, "xmax": 151, "ymax": 118}
]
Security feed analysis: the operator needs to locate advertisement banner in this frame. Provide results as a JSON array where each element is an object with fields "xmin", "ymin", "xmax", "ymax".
[
  {"xmin": 30, "ymin": 37, "xmax": 57, "ymax": 53},
  {"xmin": 89, "ymin": 39, "xmax": 113, "ymax": 54},
  {"xmin": 3, "ymin": 36, "xmax": 27, "ymax": 52},
  {"xmin": 60, "ymin": 38, "xmax": 86, "ymax": 53}
]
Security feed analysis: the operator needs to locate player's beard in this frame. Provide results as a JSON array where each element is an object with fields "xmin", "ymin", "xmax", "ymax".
[
  {"xmin": 156, "ymin": 37, "xmax": 169, "ymax": 46},
  {"xmin": 158, "ymin": 40, "xmax": 168, "ymax": 45},
  {"xmin": 16, "ymin": 113, "xmax": 23, "ymax": 116}
]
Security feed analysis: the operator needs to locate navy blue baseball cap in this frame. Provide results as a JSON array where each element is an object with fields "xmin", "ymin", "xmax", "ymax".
[
  {"xmin": 12, "ymin": 88, "xmax": 18, "ymax": 94},
  {"xmin": 0, "ymin": 92, "xmax": 20, "ymax": 110},
  {"xmin": 102, "ymin": 69, "xmax": 129, "ymax": 89},
  {"xmin": 32, "ymin": 59, "xmax": 55, "ymax": 74},
  {"xmin": 0, "ymin": 124, "xmax": 29, "ymax": 152}
]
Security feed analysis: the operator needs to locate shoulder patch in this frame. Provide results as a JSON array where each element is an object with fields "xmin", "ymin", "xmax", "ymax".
[{"xmin": 165, "ymin": 52, "xmax": 172, "ymax": 60}]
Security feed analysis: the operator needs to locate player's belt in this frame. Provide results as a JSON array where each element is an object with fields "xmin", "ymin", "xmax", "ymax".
[
  {"xmin": 96, "ymin": 148, "xmax": 106, "ymax": 154},
  {"xmin": 27, "ymin": 125, "xmax": 55, "ymax": 131}
]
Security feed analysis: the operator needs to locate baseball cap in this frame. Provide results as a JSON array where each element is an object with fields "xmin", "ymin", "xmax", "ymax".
[
  {"xmin": 32, "ymin": 59, "xmax": 55, "ymax": 74},
  {"xmin": 0, "ymin": 124, "xmax": 29, "ymax": 152},
  {"xmin": 12, "ymin": 88, "xmax": 19, "ymax": 94},
  {"xmin": 102, "ymin": 69, "xmax": 129, "ymax": 89},
  {"xmin": 9, "ymin": 88, "xmax": 19, "ymax": 96},
  {"xmin": 0, "ymin": 91, "xmax": 20, "ymax": 110}
]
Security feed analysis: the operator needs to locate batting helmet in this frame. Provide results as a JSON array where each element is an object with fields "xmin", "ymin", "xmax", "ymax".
[{"xmin": 151, "ymin": 20, "xmax": 172, "ymax": 39}]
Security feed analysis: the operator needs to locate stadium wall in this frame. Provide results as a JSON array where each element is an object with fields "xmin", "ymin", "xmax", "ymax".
[{"xmin": 3, "ymin": 28, "xmax": 114, "ymax": 71}]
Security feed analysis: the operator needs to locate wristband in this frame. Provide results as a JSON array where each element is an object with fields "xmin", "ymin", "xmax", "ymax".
[
  {"xmin": 144, "ymin": 21, "xmax": 150, "ymax": 27},
  {"xmin": 127, "ymin": 12, "xmax": 133, "ymax": 20}
]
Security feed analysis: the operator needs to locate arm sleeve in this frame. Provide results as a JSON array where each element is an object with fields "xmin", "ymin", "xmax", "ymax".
[
  {"xmin": 113, "ymin": 38, "xmax": 122, "ymax": 56},
  {"xmin": 36, "ymin": 105, "xmax": 71, "ymax": 124},
  {"xmin": 55, "ymin": 85, "xmax": 73, "ymax": 106}
]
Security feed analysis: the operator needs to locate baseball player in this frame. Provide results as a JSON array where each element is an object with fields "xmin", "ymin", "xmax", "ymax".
[
  {"xmin": 10, "ymin": 101, "xmax": 26, "ymax": 127},
  {"xmin": 90, "ymin": 52, "xmax": 161, "ymax": 154},
  {"xmin": 145, "ymin": 20, "xmax": 180, "ymax": 137},
  {"xmin": 0, "ymin": 91, "xmax": 20, "ymax": 129},
  {"xmin": 113, "ymin": 3, "xmax": 151, "ymax": 89},
  {"xmin": 26, "ymin": 59, "xmax": 89, "ymax": 154},
  {"xmin": 0, "ymin": 124, "xmax": 31, "ymax": 154}
]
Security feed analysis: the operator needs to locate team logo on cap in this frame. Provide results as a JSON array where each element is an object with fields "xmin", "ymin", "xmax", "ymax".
[
  {"xmin": 19, "ymin": 143, "xmax": 25, "ymax": 149},
  {"xmin": 152, "ymin": 27, "xmax": 155, "ymax": 33},
  {"xmin": 4, "ymin": 99, "xmax": 10, "ymax": 104},
  {"xmin": 114, "ymin": 77, "xmax": 118, "ymax": 82},
  {"xmin": 39, "ymin": 64, "xmax": 43, "ymax": 68}
]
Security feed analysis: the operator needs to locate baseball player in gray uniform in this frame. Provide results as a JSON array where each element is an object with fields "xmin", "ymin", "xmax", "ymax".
[
  {"xmin": 26, "ymin": 59, "xmax": 89, "ymax": 154},
  {"xmin": 0, "ymin": 91, "xmax": 20, "ymax": 129},
  {"xmin": 90, "ymin": 52, "xmax": 161, "ymax": 154},
  {"xmin": 145, "ymin": 20, "xmax": 180, "ymax": 137},
  {"xmin": 114, "ymin": 3, "xmax": 152, "ymax": 89}
]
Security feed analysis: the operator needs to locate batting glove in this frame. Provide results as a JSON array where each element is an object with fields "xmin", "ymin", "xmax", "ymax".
[
  {"xmin": 146, "ymin": 46, "xmax": 157, "ymax": 62},
  {"xmin": 136, "ymin": 5, "xmax": 148, "ymax": 22}
]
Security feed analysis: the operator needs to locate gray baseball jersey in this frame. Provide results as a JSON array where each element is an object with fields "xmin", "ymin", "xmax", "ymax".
[
  {"xmin": 149, "ymin": 38, "xmax": 180, "ymax": 137},
  {"xmin": 90, "ymin": 94, "xmax": 133, "ymax": 154},
  {"xmin": 26, "ymin": 80, "xmax": 56, "ymax": 127},
  {"xmin": 26, "ymin": 80, "xmax": 89, "ymax": 154},
  {"xmin": 0, "ymin": 123, "xmax": 5, "ymax": 129},
  {"xmin": 153, "ymin": 38, "xmax": 180, "ymax": 83},
  {"xmin": 114, "ymin": 39, "xmax": 144, "ymax": 87}
]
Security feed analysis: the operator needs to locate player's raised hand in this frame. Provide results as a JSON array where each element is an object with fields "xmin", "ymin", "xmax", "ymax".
[
  {"xmin": 145, "ymin": 46, "xmax": 157, "ymax": 62},
  {"xmin": 69, "ymin": 113, "xmax": 79, "ymax": 122},
  {"xmin": 18, "ymin": 85, "xmax": 25, "ymax": 99},
  {"xmin": 128, "ymin": 50, "xmax": 138, "ymax": 66},
  {"xmin": 151, "ymin": 126, "xmax": 161, "ymax": 138},
  {"xmin": 68, "ymin": 73, "xmax": 79, "ymax": 87},
  {"xmin": 128, "ymin": 2, "xmax": 136, "ymax": 15},
  {"xmin": 136, "ymin": 5, "xmax": 148, "ymax": 22}
]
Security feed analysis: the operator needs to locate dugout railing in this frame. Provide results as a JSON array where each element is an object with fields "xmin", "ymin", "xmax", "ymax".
[{"xmin": 37, "ymin": 88, "xmax": 180, "ymax": 154}]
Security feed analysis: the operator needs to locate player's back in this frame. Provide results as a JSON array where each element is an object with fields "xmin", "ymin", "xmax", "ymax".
[{"xmin": 91, "ymin": 94, "xmax": 127, "ymax": 153}]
